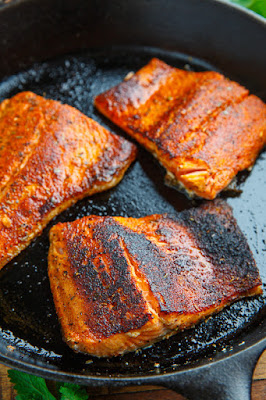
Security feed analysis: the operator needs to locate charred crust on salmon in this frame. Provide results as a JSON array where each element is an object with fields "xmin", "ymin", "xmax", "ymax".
[
  {"xmin": 94, "ymin": 58, "xmax": 266, "ymax": 200},
  {"xmin": 66, "ymin": 224, "xmax": 152, "ymax": 338},
  {"xmin": 177, "ymin": 202, "xmax": 259, "ymax": 283},
  {"xmin": 48, "ymin": 200, "xmax": 262, "ymax": 357}
]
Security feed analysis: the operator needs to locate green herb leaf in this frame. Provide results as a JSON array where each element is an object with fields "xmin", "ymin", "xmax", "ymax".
[
  {"xmin": 58, "ymin": 382, "xmax": 89, "ymax": 400},
  {"xmin": 8, "ymin": 370, "xmax": 57, "ymax": 400},
  {"xmin": 230, "ymin": 0, "xmax": 266, "ymax": 18}
]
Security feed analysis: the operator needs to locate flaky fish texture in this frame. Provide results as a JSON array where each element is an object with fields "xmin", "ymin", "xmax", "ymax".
[
  {"xmin": 48, "ymin": 200, "xmax": 262, "ymax": 357},
  {"xmin": 0, "ymin": 92, "xmax": 136, "ymax": 270},
  {"xmin": 94, "ymin": 58, "xmax": 266, "ymax": 199}
]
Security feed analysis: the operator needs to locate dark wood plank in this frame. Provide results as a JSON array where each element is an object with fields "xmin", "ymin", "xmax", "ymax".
[{"xmin": 0, "ymin": 366, "xmax": 15, "ymax": 400}]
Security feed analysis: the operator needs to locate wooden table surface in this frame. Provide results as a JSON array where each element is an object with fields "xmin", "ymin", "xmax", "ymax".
[{"xmin": 0, "ymin": 350, "xmax": 265, "ymax": 399}]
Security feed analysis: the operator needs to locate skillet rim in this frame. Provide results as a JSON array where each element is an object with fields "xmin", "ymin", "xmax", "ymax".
[
  {"xmin": 0, "ymin": 335, "xmax": 265, "ymax": 384},
  {"xmin": 213, "ymin": 0, "xmax": 266, "ymax": 25}
]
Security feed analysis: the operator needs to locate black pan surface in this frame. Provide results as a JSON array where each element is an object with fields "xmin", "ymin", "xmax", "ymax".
[{"xmin": 0, "ymin": 46, "xmax": 265, "ymax": 380}]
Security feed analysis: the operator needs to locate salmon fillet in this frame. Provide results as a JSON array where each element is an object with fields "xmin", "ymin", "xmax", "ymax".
[
  {"xmin": 94, "ymin": 58, "xmax": 266, "ymax": 199},
  {"xmin": 48, "ymin": 201, "xmax": 262, "ymax": 357},
  {"xmin": 0, "ymin": 92, "xmax": 136, "ymax": 270}
]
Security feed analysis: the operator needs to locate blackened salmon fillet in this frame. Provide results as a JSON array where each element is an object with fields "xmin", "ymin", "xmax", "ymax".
[
  {"xmin": 94, "ymin": 58, "xmax": 266, "ymax": 200},
  {"xmin": 0, "ymin": 91, "xmax": 136, "ymax": 270},
  {"xmin": 48, "ymin": 201, "xmax": 262, "ymax": 357}
]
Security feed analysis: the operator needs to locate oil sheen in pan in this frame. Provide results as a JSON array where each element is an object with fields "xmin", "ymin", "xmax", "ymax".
[{"xmin": 0, "ymin": 47, "xmax": 265, "ymax": 376}]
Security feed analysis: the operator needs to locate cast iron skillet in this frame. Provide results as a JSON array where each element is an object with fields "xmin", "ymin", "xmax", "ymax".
[{"xmin": 0, "ymin": 1, "xmax": 265, "ymax": 399}]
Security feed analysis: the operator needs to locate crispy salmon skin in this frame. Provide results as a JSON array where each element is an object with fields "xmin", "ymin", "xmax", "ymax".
[
  {"xmin": 94, "ymin": 58, "xmax": 266, "ymax": 199},
  {"xmin": 48, "ymin": 200, "xmax": 262, "ymax": 357},
  {"xmin": 0, "ymin": 91, "xmax": 136, "ymax": 270}
]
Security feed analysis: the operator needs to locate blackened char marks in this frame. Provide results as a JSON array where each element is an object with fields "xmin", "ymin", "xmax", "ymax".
[
  {"xmin": 49, "ymin": 203, "xmax": 263, "ymax": 357},
  {"xmin": 117, "ymin": 215, "xmax": 225, "ymax": 314},
  {"xmin": 91, "ymin": 216, "xmax": 208, "ymax": 314},
  {"xmin": 63, "ymin": 203, "xmax": 261, "ymax": 340},
  {"xmin": 95, "ymin": 217, "xmax": 171, "ymax": 311},
  {"xmin": 66, "ymin": 220, "xmax": 152, "ymax": 339},
  {"xmin": 178, "ymin": 201, "xmax": 261, "ymax": 289}
]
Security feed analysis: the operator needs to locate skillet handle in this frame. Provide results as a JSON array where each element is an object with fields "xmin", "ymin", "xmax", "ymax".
[{"xmin": 163, "ymin": 340, "xmax": 265, "ymax": 400}]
